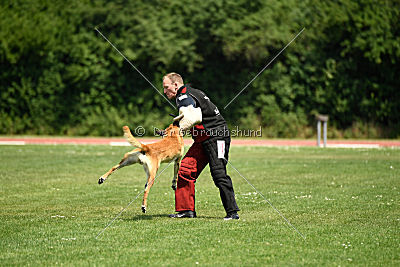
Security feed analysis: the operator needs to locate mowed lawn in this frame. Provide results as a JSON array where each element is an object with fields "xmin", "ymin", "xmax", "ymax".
[{"xmin": 0, "ymin": 144, "xmax": 399, "ymax": 265}]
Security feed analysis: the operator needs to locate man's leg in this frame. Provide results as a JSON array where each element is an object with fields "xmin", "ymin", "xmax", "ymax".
[
  {"xmin": 173, "ymin": 141, "xmax": 209, "ymax": 214},
  {"xmin": 202, "ymin": 136, "xmax": 240, "ymax": 215}
]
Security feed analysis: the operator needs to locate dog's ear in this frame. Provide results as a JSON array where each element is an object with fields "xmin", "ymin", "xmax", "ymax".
[{"xmin": 155, "ymin": 129, "xmax": 166, "ymax": 136}]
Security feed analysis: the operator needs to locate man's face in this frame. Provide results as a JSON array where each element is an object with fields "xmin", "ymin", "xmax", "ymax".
[{"xmin": 163, "ymin": 77, "xmax": 178, "ymax": 99}]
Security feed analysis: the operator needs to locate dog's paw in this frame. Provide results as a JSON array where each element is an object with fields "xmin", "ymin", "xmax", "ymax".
[
  {"xmin": 171, "ymin": 179, "xmax": 177, "ymax": 191},
  {"xmin": 98, "ymin": 177, "xmax": 105, "ymax": 184},
  {"xmin": 141, "ymin": 205, "xmax": 146, "ymax": 213}
]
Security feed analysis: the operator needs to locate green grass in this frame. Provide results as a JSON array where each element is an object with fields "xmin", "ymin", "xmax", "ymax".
[{"xmin": 1, "ymin": 145, "xmax": 399, "ymax": 266}]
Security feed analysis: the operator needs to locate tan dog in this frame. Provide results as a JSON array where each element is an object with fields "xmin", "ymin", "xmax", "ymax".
[{"xmin": 98, "ymin": 124, "xmax": 184, "ymax": 213}]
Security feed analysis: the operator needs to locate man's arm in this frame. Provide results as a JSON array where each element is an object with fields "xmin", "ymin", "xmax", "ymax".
[{"xmin": 175, "ymin": 94, "xmax": 202, "ymax": 130}]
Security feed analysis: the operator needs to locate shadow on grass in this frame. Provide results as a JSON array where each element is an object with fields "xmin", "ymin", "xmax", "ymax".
[
  {"xmin": 121, "ymin": 214, "xmax": 170, "ymax": 221},
  {"xmin": 121, "ymin": 214, "xmax": 222, "ymax": 221}
]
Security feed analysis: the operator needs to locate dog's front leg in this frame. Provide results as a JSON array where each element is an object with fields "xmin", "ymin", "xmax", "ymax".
[
  {"xmin": 142, "ymin": 161, "xmax": 159, "ymax": 213},
  {"xmin": 171, "ymin": 158, "xmax": 181, "ymax": 191},
  {"xmin": 141, "ymin": 175, "xmax": 154, "ymax": 213}
]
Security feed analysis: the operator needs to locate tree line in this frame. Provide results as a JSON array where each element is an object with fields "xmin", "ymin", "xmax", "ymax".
[{"xmin": 1, "ymin": 0, "xmax": 399, "ymax": 138}]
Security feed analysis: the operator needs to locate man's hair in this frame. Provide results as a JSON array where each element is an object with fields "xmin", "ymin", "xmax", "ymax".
[{"xmin": 163, "ymin": 72, "xmax": 184, "ymax": 84}]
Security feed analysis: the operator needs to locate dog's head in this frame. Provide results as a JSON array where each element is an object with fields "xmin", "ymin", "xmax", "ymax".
[
  {"xmin": 173, "ymin": 119, "xmax": 180, "ymax": 127},
  {"xmin": 163, "ymin": 123, "xmax": 182, "ymax": 138},
  {"xmin": 168, "ymin": 113, "xmax": 181, "ymax": 128}
]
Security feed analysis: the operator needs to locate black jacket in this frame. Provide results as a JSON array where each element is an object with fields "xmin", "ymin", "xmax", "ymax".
[{"xmin": 176, "ymin": 85, "xmax": 229, "ymax": 137}]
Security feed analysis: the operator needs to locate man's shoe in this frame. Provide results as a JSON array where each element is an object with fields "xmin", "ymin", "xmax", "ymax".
[
  {"xmin": 169, "ymin": 210, "xmax": 197, "ymax": 218},
  {"xmin": 223, "ymin": 212, "xmax": 239, "ymax": 220}
]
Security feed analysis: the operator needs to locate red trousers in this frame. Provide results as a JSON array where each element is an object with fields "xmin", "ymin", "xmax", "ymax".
[{"xmin": 175, "ymin": 141, "xmax": 209, "ymax": 211}]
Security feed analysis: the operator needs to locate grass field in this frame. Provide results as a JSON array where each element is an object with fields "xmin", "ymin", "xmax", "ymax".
[{"xmin": 1, "ymin": 145, "xmax": 399, "ymax": 265}]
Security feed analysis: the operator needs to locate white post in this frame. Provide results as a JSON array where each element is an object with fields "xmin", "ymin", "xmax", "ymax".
[
  {"xmin": 323, "ymin": 121, "xmax": 327, "ymax": 148},
  {"xmin": 316, "ymin": 114, "xmax": 329, "ymax": 148},
  {"xmin": 317, "ymin": 121, "xmax": 321, "ymax": 147}
]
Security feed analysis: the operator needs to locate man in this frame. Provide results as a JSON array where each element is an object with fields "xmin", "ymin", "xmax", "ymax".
[{"xmin": 163, "ymin": 72, "xmax": 240, "ymax": 220}]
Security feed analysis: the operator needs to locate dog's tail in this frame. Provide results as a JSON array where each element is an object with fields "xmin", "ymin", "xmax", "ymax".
[{"xmin": 123, "ymin": 126, "xmax": 143, "ymax": 149}]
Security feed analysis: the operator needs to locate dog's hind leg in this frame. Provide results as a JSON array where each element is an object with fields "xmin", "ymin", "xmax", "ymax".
[
  {"xmin": 98, "ymin": 149, "xmax": 142, "ymax": 184},
  {"xmin": 141, "ymin": 158, "xmax": 159, "ymax": 213}
]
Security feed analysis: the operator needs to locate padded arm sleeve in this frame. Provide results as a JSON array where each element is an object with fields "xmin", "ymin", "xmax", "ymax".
[{"xmin": 173, "ymin": 105, "xmax": 202, "ymax": 131}]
